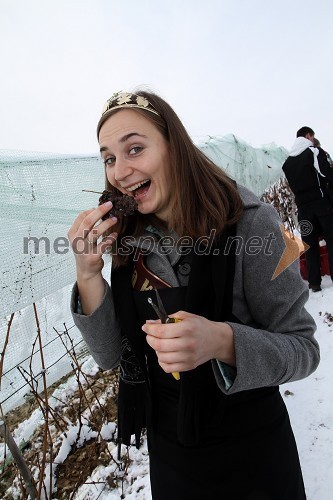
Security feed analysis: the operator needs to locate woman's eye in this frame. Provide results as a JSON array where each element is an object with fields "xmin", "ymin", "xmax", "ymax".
[
  {"xmin": 129, "ymin": 146, "xmax": 143, "ymax": 155},
  {"xmin": 104, "ymin": 157, "xmax": 115, "ymax": 166}
]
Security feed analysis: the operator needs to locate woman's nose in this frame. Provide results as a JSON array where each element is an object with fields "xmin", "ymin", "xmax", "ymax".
[{"xmin": 114, "ymin": 159, "xmax": 133, "ymax": 182}]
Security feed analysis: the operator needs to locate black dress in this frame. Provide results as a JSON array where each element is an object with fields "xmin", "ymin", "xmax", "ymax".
[{"xmin": 132, "ymin": 287, "xmax": 306, "ymax": 500}]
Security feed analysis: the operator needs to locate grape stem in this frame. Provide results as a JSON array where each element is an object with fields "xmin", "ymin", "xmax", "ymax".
[{"xmin": 82, "ymin": 189, "xmax": 105, "ymax": 194}]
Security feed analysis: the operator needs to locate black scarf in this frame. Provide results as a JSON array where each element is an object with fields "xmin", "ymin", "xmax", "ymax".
[{"xmin": 112, "ymin": 225, "xmax": 240, "ymax": 450}]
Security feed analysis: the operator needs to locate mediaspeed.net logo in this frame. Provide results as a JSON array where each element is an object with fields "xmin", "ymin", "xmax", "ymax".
[{"xmin": 21, "ymin": 223, "xmax": 311, "ymax": 280}]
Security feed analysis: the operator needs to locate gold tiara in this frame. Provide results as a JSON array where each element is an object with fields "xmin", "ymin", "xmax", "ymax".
[
  {"xmin": 97, "ymin": 92, "xmax": 160, "ymax": 136},
  {"xmin": 101, "ymin": 92, "xmax": 159, "ymax": 117}
]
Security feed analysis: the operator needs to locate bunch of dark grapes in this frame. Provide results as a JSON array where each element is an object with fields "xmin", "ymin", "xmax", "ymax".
[{"xmin": 98, "ymin": 191, "xmax": 138, "ymax": 220}]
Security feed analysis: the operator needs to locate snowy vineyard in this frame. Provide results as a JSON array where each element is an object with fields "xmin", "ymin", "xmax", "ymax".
[{"xmin": 1, "ymin": 140, "xmax": 332, "ymax": 499}]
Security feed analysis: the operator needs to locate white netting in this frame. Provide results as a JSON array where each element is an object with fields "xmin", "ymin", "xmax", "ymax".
[{"xmin": 0, "ymin": 136, "xmax": 288, "ymax": 413}]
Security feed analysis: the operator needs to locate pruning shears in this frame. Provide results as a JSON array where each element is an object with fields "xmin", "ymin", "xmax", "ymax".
[{"xmin": 147, "ymin": 289, "xmax": 181, "ymax": 380}]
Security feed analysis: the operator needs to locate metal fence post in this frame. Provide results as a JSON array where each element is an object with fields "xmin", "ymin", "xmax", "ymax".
[{"xmin": 0, "ymin": 419, "xmax": 37, "ymax": 499}]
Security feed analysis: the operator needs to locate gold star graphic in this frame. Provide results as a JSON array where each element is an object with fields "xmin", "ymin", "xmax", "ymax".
[{"xmin": 271, "ymin": 225, "xmax": 309, "ymax": 280}]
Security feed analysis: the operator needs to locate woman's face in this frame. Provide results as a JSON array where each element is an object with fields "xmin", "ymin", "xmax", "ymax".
[{"xmin": 99, "ymin": 109, "xmax": 172, "ymax": 222}]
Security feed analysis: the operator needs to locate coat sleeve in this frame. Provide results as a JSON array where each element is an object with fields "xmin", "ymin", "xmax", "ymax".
[
  {"xmin": 70, "ymin": 278, "xmax": 121, "ymax": 370},
  {"xmin": 212, "ymin": 202, "xmax": 320, "ymax": 394}
]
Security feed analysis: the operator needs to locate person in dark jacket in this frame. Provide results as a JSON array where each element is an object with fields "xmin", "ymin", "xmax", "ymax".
[
  {"xmin": 68, "ymin": 94, "xmax": 319, "ymax": 499},
  {"xmin": 282, "ymin": 126, "xmax": 333, "ymax": 291}
]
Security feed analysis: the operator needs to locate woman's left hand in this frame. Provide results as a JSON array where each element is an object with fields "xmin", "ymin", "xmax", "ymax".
[{"xmin": 142, "ymin": 311, "xmax": 235, "ymax": 374}]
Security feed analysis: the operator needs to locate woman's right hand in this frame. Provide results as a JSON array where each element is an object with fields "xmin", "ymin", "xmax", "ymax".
[{"xmin": 67, "ymin": 201, "xmax": 118, "ymax": 281}]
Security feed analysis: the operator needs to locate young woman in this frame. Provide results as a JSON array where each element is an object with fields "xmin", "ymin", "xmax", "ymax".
[{"xmin": 68, "ymin": 90, "xmax": 319, "ymax": 499}]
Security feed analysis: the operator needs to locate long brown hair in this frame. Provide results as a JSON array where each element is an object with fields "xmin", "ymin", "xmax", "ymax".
[{"xmin": 98, "ymin": 90, "xmax": 243, "ymax": 267}]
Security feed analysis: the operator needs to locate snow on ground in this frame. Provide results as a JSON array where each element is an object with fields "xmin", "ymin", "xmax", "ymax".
[
  {"xmin": 283, "ymin": 275, "xmax": 333, "ymax": 500},
  {"xmin": 1, "ymin": 278, "xmax": 332, "ymax": 499}
]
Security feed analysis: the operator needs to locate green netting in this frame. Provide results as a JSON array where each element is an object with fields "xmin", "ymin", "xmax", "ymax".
[
  {"xmin": 198, "ymin": 134, "xmax": 288, "ymax": 194},
  {"xmin": 1, "ymin": 150, "xmax": 105, "ymax": 316},
  {"xmin": 0, "ymin": 150, "xmax": 109, "ymax": 412}
]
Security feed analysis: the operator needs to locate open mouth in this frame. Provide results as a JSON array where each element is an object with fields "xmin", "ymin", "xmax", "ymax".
[{"xmin": 127, "ymin": 179, "xmax": 151, "ymax": 199}]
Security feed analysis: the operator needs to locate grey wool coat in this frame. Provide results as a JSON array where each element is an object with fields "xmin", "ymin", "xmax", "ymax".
[{"xmin": 71, "ymin": 185, "xmax": 319, "ymax": 393}]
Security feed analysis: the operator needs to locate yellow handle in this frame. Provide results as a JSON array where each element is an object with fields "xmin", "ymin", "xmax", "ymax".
[{"xmin": 166, "ymin": 317, "xmax": 182, "ymax": 324}]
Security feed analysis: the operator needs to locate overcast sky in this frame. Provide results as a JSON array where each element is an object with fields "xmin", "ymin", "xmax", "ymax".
[{"xmin": 1, "ymin": 0, "xmax": 332, "ymax": 155}]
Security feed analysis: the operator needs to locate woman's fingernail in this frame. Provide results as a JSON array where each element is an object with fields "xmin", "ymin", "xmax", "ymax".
[
  {"xmin": 104, "ymin": 201, "xmax": 112, "ymax": 207},
  {"xmin": 142, "ymin": 325, "xmax": 147, "ymax": 332},
  {"xmin": 111, "ymin": 217, "xmax": 117, "ymax": 222}
]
